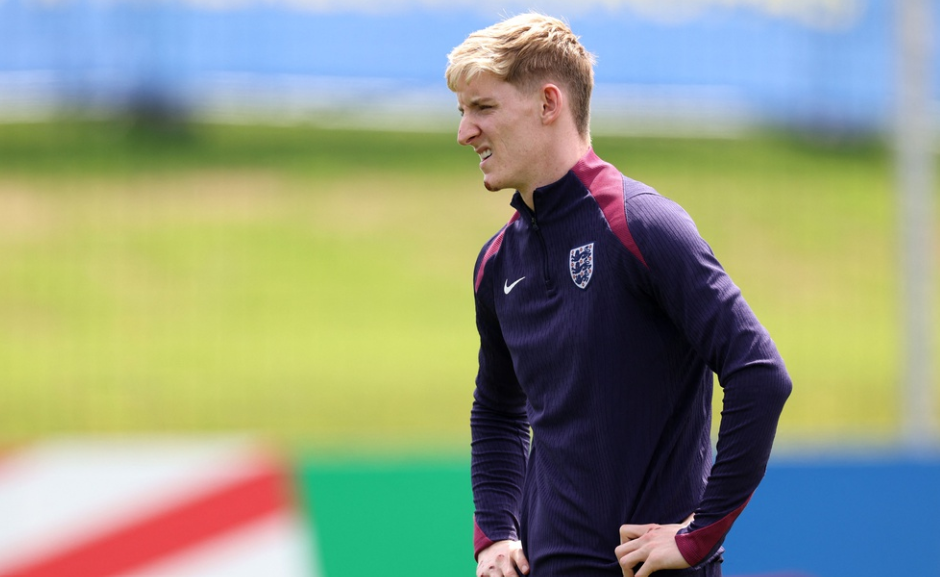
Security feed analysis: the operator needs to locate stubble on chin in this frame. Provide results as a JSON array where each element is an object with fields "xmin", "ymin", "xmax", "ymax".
[
  {"xmin": 481, "ymin": 167, "xmax": 510, "ymax": 192},
  {"xmin": 482, "ymin": 174, "xmax": 499, "ymax": 192}
]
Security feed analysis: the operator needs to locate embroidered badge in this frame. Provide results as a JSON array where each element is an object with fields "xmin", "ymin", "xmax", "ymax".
[{"xmin": 569, "ymin": 243, "xmax": 595, "ymax": 289}]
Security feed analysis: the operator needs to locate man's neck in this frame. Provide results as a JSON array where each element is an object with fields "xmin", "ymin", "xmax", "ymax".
[{"xmin": 518, "ymin": 136, "xmax": 591, "ymax": 210}]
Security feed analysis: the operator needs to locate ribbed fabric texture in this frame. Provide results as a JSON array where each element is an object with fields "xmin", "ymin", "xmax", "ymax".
[{"xmin": 470, "ymin": 149, "xmax": 791, "ymax": 576}]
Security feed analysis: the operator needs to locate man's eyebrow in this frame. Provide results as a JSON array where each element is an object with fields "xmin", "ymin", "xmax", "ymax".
[
  {"xmin": 457, "ymin": 95, "xmax": 496, "ymax": 114},
  {"xmin": 464, "ymin": 97, "xmax": 494, "ymax": 108}
]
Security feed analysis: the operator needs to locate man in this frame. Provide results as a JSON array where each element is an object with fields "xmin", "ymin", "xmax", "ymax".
[{"xmin": 446, "ymin": 13, "xmax": 791, "ymax": 577}]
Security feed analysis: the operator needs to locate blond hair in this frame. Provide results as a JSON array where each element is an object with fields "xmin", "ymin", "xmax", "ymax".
[{"xmin": 445, "ymin": 13, "xmax": 596, "ymax": 137}]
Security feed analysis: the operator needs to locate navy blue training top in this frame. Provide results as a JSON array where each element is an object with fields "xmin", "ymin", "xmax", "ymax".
[{"xmin": 470, "ymin": 149, "xmax": 791, "ymax": 576}]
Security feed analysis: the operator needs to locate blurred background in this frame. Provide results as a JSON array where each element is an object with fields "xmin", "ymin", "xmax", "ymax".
[{"xmin": 0, "ymin": 0, "xmax": 938, "ymax": 576}]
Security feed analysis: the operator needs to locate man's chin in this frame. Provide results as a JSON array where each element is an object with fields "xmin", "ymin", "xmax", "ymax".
[{"xmin": 482, "ymin": 177, "xmax": 504, "ymax": 192}]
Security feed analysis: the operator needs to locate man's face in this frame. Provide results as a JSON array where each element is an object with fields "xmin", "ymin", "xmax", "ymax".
[{"xmin": 455, "ymin": 72, "xmax": 544, "ymax": 195}]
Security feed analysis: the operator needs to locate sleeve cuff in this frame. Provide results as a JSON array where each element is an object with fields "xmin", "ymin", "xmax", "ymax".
[
  {"xmin": 675, "ymin": 496, "xmax": 751, "ymax": 566},
  {"xmin": 473, "ymin": 515, "xmax": 496, "ymax": 560}
]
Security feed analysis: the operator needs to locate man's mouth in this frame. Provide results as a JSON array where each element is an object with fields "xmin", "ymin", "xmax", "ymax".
[{"xmin": 478, "ymin": 149, "xmax": 493, "ymax": 162}]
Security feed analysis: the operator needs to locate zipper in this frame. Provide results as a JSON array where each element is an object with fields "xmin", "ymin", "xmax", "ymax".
[{"xmin": 521, "ymin": 204, "xmax": 553, "ymax": 289}]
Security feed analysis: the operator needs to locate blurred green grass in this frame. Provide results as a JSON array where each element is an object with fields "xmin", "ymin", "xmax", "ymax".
[{"xmin": 0, "ymin": 120, "xmax": 936, "ymax": 453}]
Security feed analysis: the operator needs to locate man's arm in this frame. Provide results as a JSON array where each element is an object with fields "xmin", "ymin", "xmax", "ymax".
[
  {"xmin": 470, "ymin": 243, "xmax": 531, "ymax": 567},
  {"xmin": 619, "ymin": 192, "xmax": 792, "ymax": 569}
]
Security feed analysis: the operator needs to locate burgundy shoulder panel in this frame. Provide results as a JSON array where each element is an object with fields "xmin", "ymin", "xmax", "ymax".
[
  {"xmin": 474, "ymin": 212, "xmax": 521, "ymax": 293},
  {"xmin": 572, "ymin": 150, "xmax": 648, "ymax": 268}
]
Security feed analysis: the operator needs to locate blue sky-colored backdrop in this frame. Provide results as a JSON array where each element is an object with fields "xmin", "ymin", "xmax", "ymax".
[{"xmin": 0, "ymin": 0, "xmax": 931, "ymax": 131}]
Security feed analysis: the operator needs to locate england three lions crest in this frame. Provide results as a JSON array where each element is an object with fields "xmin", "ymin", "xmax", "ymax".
[{"xmin": 569, "ymin": 243, "xmax": 595, "ymax": 289}]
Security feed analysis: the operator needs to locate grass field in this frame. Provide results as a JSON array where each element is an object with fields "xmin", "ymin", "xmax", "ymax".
[{"xmin": 1, "ymin": 120, "xmax": 937, "ymax": 454}]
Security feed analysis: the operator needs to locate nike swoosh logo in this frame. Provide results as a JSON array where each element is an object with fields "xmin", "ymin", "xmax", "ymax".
[{"xmin": 504, "ymin": 277, "xmax": 525, "ymax": 294}]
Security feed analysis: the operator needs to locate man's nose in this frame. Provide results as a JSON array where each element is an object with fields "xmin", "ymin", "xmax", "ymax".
[{"xmin": 457, "ymin": 115, "xmax": 478, "ymax": 146}]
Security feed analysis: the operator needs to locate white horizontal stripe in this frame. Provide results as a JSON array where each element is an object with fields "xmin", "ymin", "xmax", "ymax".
[
  {"xmin": 0, "ymin": 436, "xmax": 279, "ymax": 572},
  {"xmin": 121, "ymin": 511, "xmax": 319, "ymax": 577}
]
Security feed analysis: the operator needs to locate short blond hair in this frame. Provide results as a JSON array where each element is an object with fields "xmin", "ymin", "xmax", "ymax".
[{"xmin": 445, "ymin": 13, "xmax": 596, "ymax": 137}]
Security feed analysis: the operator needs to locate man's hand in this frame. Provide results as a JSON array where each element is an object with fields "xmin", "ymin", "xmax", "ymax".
[
  {"xmin": 615, "ymin": 522, "xmax": 691, "ymax": 577},
  {"xmin": 477, "ymin": 539, "xmax": 529, "ymax": 577}
]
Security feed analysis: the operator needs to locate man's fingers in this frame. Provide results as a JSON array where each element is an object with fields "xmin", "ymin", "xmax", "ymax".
[
  {"xmin": 619, "ymin": 523, "xmax": 656, "ymax": 543},
  {"xmin": 616, "ymin": 523, "xmax": 690, "ymax": 577},
  {"xmin": 618, "ymin": 551, "xmax": 658, "ymax": 577},
  {"xmin": 614, "ymin": 538, "xmax": 638, "ymax": 560},
  {"xmin": 477, "ymin": 559, "xmax": 518, "ymax": 577},
  {"xmin": 616, "ymin": 549, "xmax": 643, "ymax": 577},
  {"xmin": 476, "ymin": 540, "xmax": 529, "ymax": 577},
  {"xmin": 634, "ymin": 561, "xmax": 655, "ymax": 577},
  {"xmin": 633, "ymin": 550, "xmax": 671, "ymax": 577},
  {"xmin": 615, "ymin": 536, "xmax": 647, "ymax": 576},
  {"xmin": 511, "ymin": 548, "xmax": 530, "ymax": 575},
  {"xmin": 495, "ymin": 551, "xmax": 519, "ymax": 577},
  {"xmin": 616, "ymin": 525, "xmax": 664, "ymax": 576}
]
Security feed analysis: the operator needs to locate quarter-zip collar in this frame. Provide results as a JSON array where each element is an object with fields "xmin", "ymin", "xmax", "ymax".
[
  {"xmin": 509, "ymin": 170, "xmax": 587, "ymax": 293},
  {"xmin": 508, "ymin": 148, "xmax": 593, "ymax": 223}
]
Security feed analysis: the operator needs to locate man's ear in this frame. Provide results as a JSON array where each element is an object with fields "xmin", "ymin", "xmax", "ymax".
[{"xmin": 539, "ymin": 83, "xmax": 564, "ymax": 125}]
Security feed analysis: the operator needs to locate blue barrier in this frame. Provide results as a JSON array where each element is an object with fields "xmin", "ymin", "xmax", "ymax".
[
  {"xmin": 0, "ymin": 0, "xmax": 934, "ymax": 131},
  {"xmin": 723, "ymin": 455, "xmax": 940, "ymax": 577}
]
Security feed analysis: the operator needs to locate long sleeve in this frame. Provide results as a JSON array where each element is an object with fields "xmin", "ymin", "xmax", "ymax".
[
  {"xmin": 470, "ymin": 234, "xmax": 530, "ymax": 559},
  {"xmin": 625, "ymin": 192, "xmax": 792, "ymax": 566}
]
